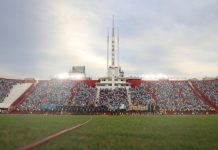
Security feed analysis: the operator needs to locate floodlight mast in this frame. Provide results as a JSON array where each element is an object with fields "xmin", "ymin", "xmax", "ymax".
[
  {"xmin": 111, "ymin": 16, "xmax": 115, "ymax": 67},
  {"xmin": 97, "ymin": 17, "xmax": 131, "ymax": 90},
  {"xmin": 117, "ymin": 28, "xmax": 120, "ymax": 69},
  {"xmin": 107, "ymin": 29, "xmax": 109, "ymax": 76},
  {"xmin": 111, "ymin": 16, "xmax": 116, "ymax": 88},
  {"xmin": 105, "ymin": 16, "xmax": 122, "ymax": 88}
]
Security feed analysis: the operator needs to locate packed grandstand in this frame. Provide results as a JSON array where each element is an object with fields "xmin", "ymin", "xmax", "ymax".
[
  {"xmin": 0, "ymin": 78, "xmax": 217, "ymax": 114},
  {"xmin": 0, "ymin": 18, "xmax": 218, "ymax": 115}
]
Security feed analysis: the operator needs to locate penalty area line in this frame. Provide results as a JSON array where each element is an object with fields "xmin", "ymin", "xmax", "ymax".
[{"xmin": 18, "ymin": 117, "xmax": 92, "ymax": 150}]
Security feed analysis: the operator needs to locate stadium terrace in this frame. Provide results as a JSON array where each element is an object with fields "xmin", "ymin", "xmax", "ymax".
[{"xmin": 0, "ymin": 19, "xmax": 218, "ymax": 115}]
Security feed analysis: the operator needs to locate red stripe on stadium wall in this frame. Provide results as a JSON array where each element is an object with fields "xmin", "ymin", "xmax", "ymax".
[{"xmin": 18, "ymin": 117, "xmax": 92, "ymax": 150}]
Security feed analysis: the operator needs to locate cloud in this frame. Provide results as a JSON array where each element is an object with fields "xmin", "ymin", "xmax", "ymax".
[{"xmin": 0, "ymin": 0, "xmax": 217, "ymax": 79}]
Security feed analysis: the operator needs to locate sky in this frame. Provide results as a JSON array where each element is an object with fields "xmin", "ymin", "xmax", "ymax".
[{"xmin": 0, "ymin": 0, "xmax": 217, "ymax": 79}]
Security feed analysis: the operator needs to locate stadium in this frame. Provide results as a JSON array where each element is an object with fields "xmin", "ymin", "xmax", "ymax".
[{"xmin": 1, "ymin": 1, "xmax": 218, "ymax": 150}]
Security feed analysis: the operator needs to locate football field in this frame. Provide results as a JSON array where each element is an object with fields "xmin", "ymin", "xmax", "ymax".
[{"xmin": 0, "ymin": 114, "xmax": 218, "ymax": 150}]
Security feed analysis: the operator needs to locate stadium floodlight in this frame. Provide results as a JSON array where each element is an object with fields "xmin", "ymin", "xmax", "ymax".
[
  {"xmin": 142, "ymin": 73, "xmax": 169, "ymax": 80},
  {"xmin": 157, "ymin": 73, "xmax": 168, "ymax": 79},
  {"xmin": 69, "ymin": 73, "xmax": 84, "ymax": 80},
  {"xmin": 55, "ymin": 72, "xmax": 85, "ymax": 80},
  {"xmin": 56, "ymin": 73, "xmax": 69, "ymax": 79}
]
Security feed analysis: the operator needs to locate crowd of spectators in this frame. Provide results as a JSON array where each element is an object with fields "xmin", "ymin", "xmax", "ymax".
[
  {"xmin": 129, "ymin": 83, "xmax": 154, "ymax": 106},
  {"xmin": 0, "ymin": 79, "xmax": 20, "ymax": 103},
  {"xmin": 174, "ymin": 81, "xmax": 211, "ymax": 111},
  {"xmin": 99, "ymin": 88, "xmax": 129, "ymax": 109},
  {"xmin": 73, "ymin": 82, "xmax": 97, "ymax": 107},
  {"xmin": 8, "ymin": 79, "xmax": 217, "ymax": 113},
  {"xmin": 19, "ymin": 80, "xmax": 76, "ymax": 111},
  {"xmin": 150, "ymin": 81, "xmax": 181, "ymax": 110},
  {"xmin": 150, "ymin": 81, "xmax": 212, "ymax": 111},
  {"xmin": 193, "ymin": 80, "xmax": 218, "ymax": 106}
]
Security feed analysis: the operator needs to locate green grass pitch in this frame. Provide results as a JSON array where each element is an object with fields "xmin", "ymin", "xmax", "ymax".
[{"xmin": 0, "ymin": 115, "xmax": 218, "ymax": 150}]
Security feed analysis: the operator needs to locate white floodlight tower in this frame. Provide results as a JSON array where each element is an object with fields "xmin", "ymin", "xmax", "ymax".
[
  {"xmin": 111, "ymin": 16, "xmax": 116, "ymax": 88},
  {"xmin": 111, "ymin": 16, "xmax": 115, "ymax": 67},
  {"xmin": 117, "ymin": 28, "xmax": 120, "ymax": 70},
  {"xmin": 96, "ymin": 17, "xmax": 131, "ymax": 90},
  {"xmin": 107, "ymin": 29, "xmax": 109, "ymax": 76}
]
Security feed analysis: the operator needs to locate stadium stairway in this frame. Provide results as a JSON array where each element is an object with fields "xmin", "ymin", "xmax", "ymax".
[
  {"xmin": 126, "ymin": 88, "xmax": 132, "ymax": 105},
  {"xmin": 95, "ymin": 88, "xmax": 100, "ymax": 105},
  {"xmin": 146, "ymin": 81, "xmax": 157, "ymax": 102},
  {"xmin": 11, "ymin": 81, "xmax": 38, "ymax": 107},
  {"xmin": 68, "ymin": 82, "xmax": 80, "ymax": 105},
  {"xmin": 0, "ymin": 82, "xmax": 32, "ymax": 109},
  {"xmin": 188, "ymin": 81, "xmax": 218, "ymax": 113},
  {"xmin": 172, "ymin": 82, "xmax": 186, "ymax": 102}
]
